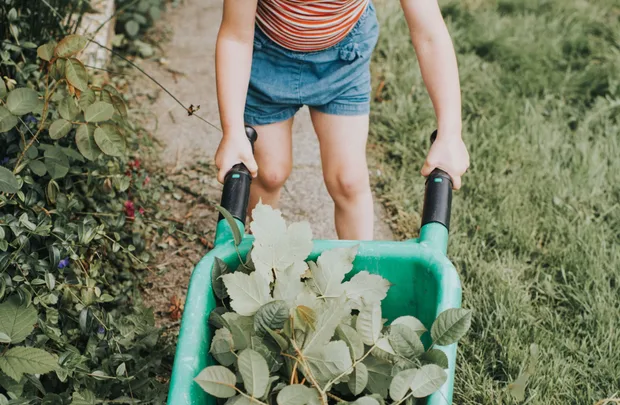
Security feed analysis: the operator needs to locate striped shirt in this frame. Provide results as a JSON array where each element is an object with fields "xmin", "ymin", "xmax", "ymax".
[{"xmin": 256, "ymin": 0, "xmax": 370, "ymax": 52}]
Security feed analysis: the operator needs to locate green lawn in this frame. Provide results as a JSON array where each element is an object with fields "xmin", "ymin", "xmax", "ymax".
[{"xmin": 370, "ymin": 0, "xmax": 620, "ymax": 403}]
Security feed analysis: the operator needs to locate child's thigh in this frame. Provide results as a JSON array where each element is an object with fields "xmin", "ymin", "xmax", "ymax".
[
  {"xmin": 252, "ymin": 117, "xmax": 294, "ymax": 176},
  {"xmin": 309, "ymin": 110, "xmax": 369, "ymax": 180}
]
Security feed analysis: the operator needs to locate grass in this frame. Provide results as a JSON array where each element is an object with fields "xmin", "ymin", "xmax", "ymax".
[{"xmin": 370, "ymin": 0, "xmax": 620, "ymax": 403}]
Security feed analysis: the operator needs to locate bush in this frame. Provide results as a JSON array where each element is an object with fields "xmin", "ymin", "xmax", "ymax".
[{"xmin": 0, "ymin": 33, "xmax": 170, "ymax": 403}]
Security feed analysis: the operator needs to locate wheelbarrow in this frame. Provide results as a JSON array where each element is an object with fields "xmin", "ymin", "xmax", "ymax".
[{"xmin": 166, "ymin": 127, "xmax": 462, "ymax": 405}]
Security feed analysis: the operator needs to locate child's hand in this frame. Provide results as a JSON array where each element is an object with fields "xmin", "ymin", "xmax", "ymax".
[
  {"xmin": 215, "ymin": 130, "xmax": 259, "ymax": 184},
  {"xmin": 421, "ymin": 133, "xmax": 469, "ymax": 190}
]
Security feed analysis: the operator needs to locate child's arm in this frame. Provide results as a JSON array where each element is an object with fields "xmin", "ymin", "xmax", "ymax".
[
  {"xmin": 401, "ymin": 0, "xmax": 469, "ymax": 189},
  {"xmin": 214, "ymin": 0, "xmax": 259, "ymax": 183}
]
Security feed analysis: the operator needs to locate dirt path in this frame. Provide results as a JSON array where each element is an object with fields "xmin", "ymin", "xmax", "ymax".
[{"xmin": 134, "ymin": 0, "xmax": 393, "ymax": 325}]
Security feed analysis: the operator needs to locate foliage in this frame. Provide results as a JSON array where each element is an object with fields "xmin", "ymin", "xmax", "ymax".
[
  {"xmin": 0, "ymin": 33, "xmax": 171, "ymax": 403},
  {"xmin": 370, "ymin": 0, "xmax": 620, "ymax": 403},
  {"xmin": 0, "ymin": 0, "xmax": 90, "ymax": 45},
  {"xmin": 113, "ymin": 0, "xmax": 166, "ymax": 58},
  {"xmin": 195, "ymin": 204, "xmax": 472, "ymax": 405}
]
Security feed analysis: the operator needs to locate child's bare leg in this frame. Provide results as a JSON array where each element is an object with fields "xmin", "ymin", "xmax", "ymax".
[
  {"xmin": 248, "ymin": 117, "xmax": 294, "ymax": 217},
  {"xmin": 309, "ymin": 109, "xmax": 373, "ymax": 240}
]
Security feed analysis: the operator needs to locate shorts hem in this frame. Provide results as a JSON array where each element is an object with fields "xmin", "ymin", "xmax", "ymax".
[
  {"xmin": 311, "ymin": 102, "xmax": 370, "ymax": 116},
  {"xmin": 244, "ymin": 107, "xmax": 299, "ymax": 126}
]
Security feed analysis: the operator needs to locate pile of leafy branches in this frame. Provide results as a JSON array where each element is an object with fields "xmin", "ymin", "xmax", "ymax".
[
  {"xmin": 0, "ymin": 31, "xmax": 172, "ymax": 403},
  {"xmin": 195, "ymin": 204, "xmax": 472, "ymax": 405}
]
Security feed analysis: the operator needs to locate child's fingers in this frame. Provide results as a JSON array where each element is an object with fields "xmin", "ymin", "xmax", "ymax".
[
  {"xmin": 243, "ymin": 155, "xmax": 259, "ymax": 178},
  {"xmin": 217, "ymin": 166, "xmax": 229, "ymax": 184},
  {"xmin": 451, "ymin": 175, "xmax": 462, "ymax": 190},
  {"xmin": 420, "ymin": 161, "xmax": 434, "ymax": 177}
]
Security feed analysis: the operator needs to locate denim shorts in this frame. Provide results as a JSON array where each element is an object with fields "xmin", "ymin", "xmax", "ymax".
[{"xmin": 244, "ymin": 1, "xmax": 380, "ymax": 126}]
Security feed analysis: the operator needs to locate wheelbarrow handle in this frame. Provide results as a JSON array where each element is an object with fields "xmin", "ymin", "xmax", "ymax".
[
  {"xmin": 218, "ymin": 126, "xmax": 258, "ymax": 225},
  {"xmin": 421, "ymin": 130, "xmax": 452, "ymax": 230}
]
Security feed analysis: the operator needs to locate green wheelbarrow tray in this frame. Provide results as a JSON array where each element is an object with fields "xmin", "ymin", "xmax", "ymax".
[{"xmin": 166, "ymin": 128, "xmax": 461, "ymax": 405}]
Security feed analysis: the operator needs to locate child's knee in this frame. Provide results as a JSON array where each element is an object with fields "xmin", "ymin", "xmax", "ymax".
[
  {"xmin": 325, "ymin": 168, "xmax": 370, "ymax": 201},
  {"xmin": 257, "ymin": 164, "xmax": 291, "ymax": 192}
]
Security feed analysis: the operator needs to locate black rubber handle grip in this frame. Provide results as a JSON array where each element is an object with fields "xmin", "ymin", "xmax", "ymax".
[
  {"xmin": 218, "ymin": 126, "xmax": 258, "ymax": 224},
  {"xmin": 421, "ymin": 130, "xmax": 452, "ymax": 230}
]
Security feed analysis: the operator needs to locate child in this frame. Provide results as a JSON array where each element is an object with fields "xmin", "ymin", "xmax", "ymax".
[{"xmin": 214, "ymin": 0, "xmax": 469, "ymax": 240}]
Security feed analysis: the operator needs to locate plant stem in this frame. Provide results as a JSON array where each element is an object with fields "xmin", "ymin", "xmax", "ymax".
[
  {"xmin": 234, "ymin": 388, "xmax": 268, "ymax": 405},
  {"xmin": 392, "ymin": 391, "xmax": 414, "ymax": 405},
  {"xmin": 324, "ymin": 342, "xmax": 378, "ymax": 392}
]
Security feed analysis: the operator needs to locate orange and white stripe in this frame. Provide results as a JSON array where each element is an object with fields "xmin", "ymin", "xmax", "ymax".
[{"xmin": 256, "ymin": 0, "xmax": 370, "ymax": 52}]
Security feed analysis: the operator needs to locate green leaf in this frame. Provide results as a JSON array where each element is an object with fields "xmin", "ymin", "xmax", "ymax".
[
  {"xmin": 75, "ymin": 124, "xmax": 100, "ymax": 161},
  {"xmin": 49, "ymin": 119, "xmax": 72, "ymax": 140},
  {"xmin": 50, "ymin": 59, "xmax": 66, "ymax": 81},
  {"xmin": 273, "ymin": 263, "xmax": 305, "ymax": 307},
  {"xmin": 391, "ymin": 316, "xmax": 427, "ymax": 337},
  {"xmin": 78, "ymin": 89, "xmax": 96, "ymax": 111},
  {"xmin": 65, "ymin": 58, "xmax": 89, "ymax": 91},
  {"xmin": 210, "ymin": 327, "xmax": 236, "ymax": 366},
  {"xmin": 237, "ymin": 349, "xmax": 269, "ymax": 397},
  {"xmin": 221, "ymin": 271, "xmax": 271, "ymax": 316},
  {"xmin": 409, "ymin": 364, "xmax": 447, "ymax": 398},
  {"xmin": 389, "ymin": 324, "xmax": 425, "ymax": 359},
  {"xmin": 45, "ymin": 271, "xmax": 56, "ymax": 291},
  {"xmin": 293, "ymin": 305, "xmax": 317, "ymax": 332},
  {"xmin": 348, "ymin": 362, "xmax": 368, "ymax": 396},
  {"xmin": 0, "ymin": 167, "xmax": 20, "ymax": 193},
  {"xmin": 7, "ymin": 88, "xmax": 39, "ymax": 116},
  {"xmin": 71, "ymin": 389, "xmax": 97, "ymax": 405},
  {"xmin": 94, "ymin": 124, "xmax": 126, "ymax": 157},
  {"xmin": 342, "ymin": 271, "xmax": 390, "ymax": 310},
  {"xmin": 111, "ymin": 95, "xmax": 128, "ymax": 117},
  {"xmin": 212, "ymin": 257, "xmax": 230, "ymax": 300},
  {"xmin": 302, "ymin": 296, "xmax": 350, "ymax": 353},
  {"xmin": 276, "ymin": 384, "xmax": 313, "ymax": 405},
  {"xmin": 0, "ymin": 298, "xmax": 37, "ymax": 344},
  {"xmin": 372, "ymin": 337, "xmax": 396, "ymax": 361},
  {"xmin": 389, "ymin": 369, "xmax": 417, "ymax": 401},
  {"xmin": 351, "ymin": 397, "xmax": 380, "ymax": 405},
  {"xmin": 221, "ymin": 312, "xmax": 253, "ymax": 351},
  {"xmin": 0, "ymin": 333, "xmax": 10, "ymax": 344},
  {"xmin": 37, "ymin": 42, "xmax": 56, "ymax": 61},
  {"xmin": 250, "ymin": 203, "xmax": 313, "ymax": 281},
  {"xmin": 28, "ymin": 160, "xmax": 47, "ymax": 176},
  {"xmin": 363, "ymin": 357, "xmax": 392, "ymax": 399},
  {"xmin": 0, "ymin": 107, "xmax": 18, "ymax": 133},
  {"xmin": 44, "ymin": 147, "xmax": 69, "ymax": 179},
  {"xmin": 0, "ymin": 78, "xmax": 6, "ymax": 98},
  {"xmin": 430, "ymin": 308, "xmax": 472, "ymax": 346},
  {"xmin": 0, "ymin": 394, "xmax": 7, "ymax": 405},
  {"xmin": 250, "ymin": 336, "xmax": 281, "ymax": 373},
  {"xmin": 193, "ymin": 366, "xmax": 237, "ymax": 398},
  {"xmin": 61, "ymin": 146, "xmax": 85, "ymax": 162},
  {"xmin": 214, "ymin": 205, "xmax": 242, "ymax": 246},
  {"xmin": 336, "ymin": 324, "xmax": 364, "ymax": 360},
  {"xmin": 304, "ymin": 340, "xmax": 353, "ymax": 384},
  {"xmin": 0, "ymin": 370, "xmax": 24, "ymax": 397},
  {"xmin": 265, "ymin": 327, "xmax": 289, "ymax": 352},
  {"xmin": 0, "ymin": 347, "xmax": 57, "ymax": 382},
  {"xmin": 356, "ymin": 303, "xmax": 383, "ymax": 346},
  {"xmin": 59, "ymin": 96, "xmax": 80, "ymax": 120},
  {"xmin": 420, "ymin": 349, "xmax": 449, "ymax": 369},
  {"xmin": 125, "ymin": 20, "xmax": 140, "ymax": 37},
  {"xmin": 308, "ymin": 246, "xmax": 358, "ymax": 298},
  {"xmin": 254, "ymin": 300, "xmax": 288, "ymax": 334},
  {"xmin": 54, "ymin": 35, "xmax": 88, "ymax": 58},
  {"xmin": 84, "ymin": 101, "xmax": 114, "ymax": 122},
  {"xmin": 116, "ymin": 362, "xmax": 126, "ymax": 377}
]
